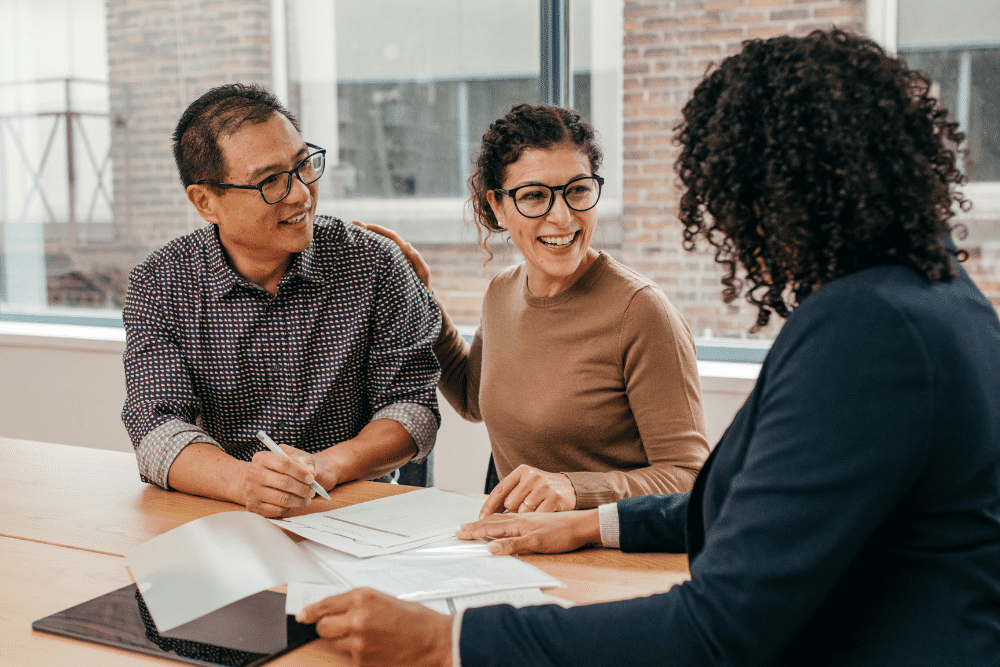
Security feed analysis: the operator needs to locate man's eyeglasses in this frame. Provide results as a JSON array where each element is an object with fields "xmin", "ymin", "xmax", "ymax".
[
  {"xmin": 495, "ymin": 175, "xmax": 604, "ymax": 219},
  {"xmin": 198, "ymin": 143, "xmax": 326, "ymax": 205}
]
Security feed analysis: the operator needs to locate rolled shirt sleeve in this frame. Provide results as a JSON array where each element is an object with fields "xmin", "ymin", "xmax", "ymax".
[{"xmin": 371, "ymin": 402, "xmax": 438, "ymax": 462}]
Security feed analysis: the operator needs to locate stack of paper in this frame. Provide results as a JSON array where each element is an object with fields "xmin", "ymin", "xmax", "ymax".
[{"xmin": 273, "ymin": 488, "xmax": 486, "ymax": 557}]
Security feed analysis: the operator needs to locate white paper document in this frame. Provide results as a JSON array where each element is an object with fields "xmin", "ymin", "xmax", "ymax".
[
  {"xmin": 274, "ymin": 487, "xmax": 485, "ymax": 557},
  {"xmin": 299, "ymin": 536, "xmax": 563, "ymax": 603}
]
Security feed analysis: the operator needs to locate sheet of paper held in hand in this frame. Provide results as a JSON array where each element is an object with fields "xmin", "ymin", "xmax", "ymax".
[
  {"xmin": 273, "ymin": 487, "xmax": 486, "ymax": 557},
  {"xmin": 286, "ymin": 582, "xmax": 555, "ymax": 616}
]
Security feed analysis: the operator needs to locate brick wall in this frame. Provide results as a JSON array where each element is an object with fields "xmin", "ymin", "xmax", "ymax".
[
  {"xmin": 106, "ymin": 0, "xmax": 273, "ymax": 260},
  {"xmin": 419, "ymin": 240, "xmax": 524, "ymax": 327}
]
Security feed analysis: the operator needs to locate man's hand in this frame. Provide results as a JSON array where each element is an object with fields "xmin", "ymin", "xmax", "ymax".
[
  {"xmin": 297, "ymin": 588, "xmax": 453, "ymax": 667},
  {"xmin": 478, "ymin": 464, "xmax": 577, "ymax": 519},
  {"xmin": 456, "ymin": 509, "xmax": 601, "ymax": 555},
  {"xmin": 241, "ymin": 443, "xmax": 324, "ymax": 517},
  {"xmin": 353, "ymin": 220, "xmax": 432, "ymax": 290}
]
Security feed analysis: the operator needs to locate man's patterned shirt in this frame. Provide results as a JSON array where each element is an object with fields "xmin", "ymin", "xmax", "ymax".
[{"xmin": 122, "ymin": 216, "xmax": 441, "ymax": 488}]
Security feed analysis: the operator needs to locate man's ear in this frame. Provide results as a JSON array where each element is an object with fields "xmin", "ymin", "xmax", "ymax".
[{"xmin": 187, "ymin": 184, "xmax": 221, "ymax": 224}]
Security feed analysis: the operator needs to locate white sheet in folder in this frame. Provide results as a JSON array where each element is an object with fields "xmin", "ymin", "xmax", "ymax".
[{"xmin": 125, "ymin": 511, "xmax": 335, "ymax": 634}]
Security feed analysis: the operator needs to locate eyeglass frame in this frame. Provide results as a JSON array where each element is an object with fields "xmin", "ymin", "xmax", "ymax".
[
  {"xmin": 494, "ymin": 175, "xmax": 605, "ymax": 219},
  {"xmin": 196, "ymin": 143, "xmax": 327, "ymax": 205}
]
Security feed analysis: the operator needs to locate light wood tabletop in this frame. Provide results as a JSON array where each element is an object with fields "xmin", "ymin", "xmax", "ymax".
[
  {"xmin": 0, "ymin": 438, "xmax": 411, "ymax": 556},
  {"xmin": 3, "ymin": 439, "xmax": 690, "ymax": 665}
]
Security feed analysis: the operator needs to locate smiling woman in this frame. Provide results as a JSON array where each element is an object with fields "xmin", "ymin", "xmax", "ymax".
[{"xmin": 366, "ymin": 103, "xmax": 710, "ymax": 516}]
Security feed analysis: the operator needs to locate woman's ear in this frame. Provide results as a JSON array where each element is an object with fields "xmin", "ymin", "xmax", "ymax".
[
  {"xmin": 486, "ymin": 190, "xmax": 505, "ymax": 228},
  {"xmin": 187, "ymin": 184, "xmax": 221, "ymax": 225}
]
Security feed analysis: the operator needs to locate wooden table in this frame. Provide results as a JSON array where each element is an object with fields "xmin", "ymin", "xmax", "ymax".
[{"xmin": 1, "ymin": 438, "xmax": 689, "ymax": 665}]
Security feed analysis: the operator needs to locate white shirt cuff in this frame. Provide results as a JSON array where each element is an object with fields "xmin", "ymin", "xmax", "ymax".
[{"xmin": 598, "ymin": 502, "xmax": 621, "ymax": 548}]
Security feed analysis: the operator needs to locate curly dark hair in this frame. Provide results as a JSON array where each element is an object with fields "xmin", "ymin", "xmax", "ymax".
[
  {"xmin": 468, "ymin": 103, "xmax": 603, "ymax": 260},
  {"xmin": 675, "ymin": 28, "xmax": 967, "ymax": 331},
  {"xmin": 172, "ymin": 83, "xmax": 299, "ymax": 188}
]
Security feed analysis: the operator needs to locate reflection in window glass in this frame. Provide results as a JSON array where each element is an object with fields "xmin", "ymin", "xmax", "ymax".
[
  {"xmin": 902, "ymin": 47, "xmax": 1000, "ymax": 182},
  {"xmin": 0, "ymin": 0, "xmax": 125, "ymax": 313},
  {"xmin": 334, "ymin": 78, "xmax": 540, "ymax": 198},
  {"xmin": 287, "ymin": 0, "xmax": 544, "ymax": 202}
]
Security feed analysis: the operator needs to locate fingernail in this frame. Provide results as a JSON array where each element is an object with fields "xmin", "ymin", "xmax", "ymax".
[{"xmin": 487, "ymin": 542, "xmax": 501, "ymax": 554}]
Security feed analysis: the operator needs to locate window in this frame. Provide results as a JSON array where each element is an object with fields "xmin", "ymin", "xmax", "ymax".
[
  {"xmin": 281, "ymin": 0, "xmax": 621, "ymax": 245},
  {"xmin": 0, "ymin": 0, "xmax": 621, "ymax": 323},
  {"xmin": 0, "ymin": 0, "xmax": 120, "ymax": 319},
  {"xmin": 896, "ymin": 0, "xmax": 1000, "ymax": 183}
]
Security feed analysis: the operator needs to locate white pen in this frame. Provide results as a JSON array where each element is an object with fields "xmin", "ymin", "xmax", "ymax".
[{"xmin": 255, "ymin": 430, "xmax": 331, "ymax": 501}]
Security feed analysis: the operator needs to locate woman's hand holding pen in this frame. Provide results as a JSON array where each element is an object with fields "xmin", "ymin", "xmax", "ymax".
[{"xmin": 478, "ymin": 464, "xmax": 577, "ymax": 518}]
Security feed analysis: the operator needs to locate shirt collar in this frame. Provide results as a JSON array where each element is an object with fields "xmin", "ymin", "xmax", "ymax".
[{"xmin": 202, "ymin": 224, "xmax": 325, "ymax": 300}]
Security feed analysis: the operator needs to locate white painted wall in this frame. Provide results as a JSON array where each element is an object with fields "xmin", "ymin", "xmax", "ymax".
[{"xmin": 0, "ymin": 326, "xmax": 755, "ymax": 494}]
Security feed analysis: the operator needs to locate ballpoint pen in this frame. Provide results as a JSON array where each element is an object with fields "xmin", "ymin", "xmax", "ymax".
[{"xmin": 255, "ymin": 430, "xmax": 331, "ymax": 501}]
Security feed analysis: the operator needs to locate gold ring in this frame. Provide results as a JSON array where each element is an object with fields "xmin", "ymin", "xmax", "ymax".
[{"xmin": 521, "ymin": 501, "xmax": 537, "ymax": 510}]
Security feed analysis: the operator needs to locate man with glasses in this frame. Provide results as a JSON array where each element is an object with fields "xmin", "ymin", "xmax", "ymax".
[{"xmin": 122, "ymin": 83, "xmax": 441, "ymax": 517}]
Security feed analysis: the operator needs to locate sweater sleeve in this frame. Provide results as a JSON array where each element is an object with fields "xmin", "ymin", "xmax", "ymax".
[
  {"xmin": 460, "ymin": 284, "xmax": 939, "ymax": 667},
  {"xmin": 434, "ymin": 303, "xmax": 484, "ymax": 422},
  {"xmin": 563, "ymin": 286, "xmax": 710, "ymax": 506}
]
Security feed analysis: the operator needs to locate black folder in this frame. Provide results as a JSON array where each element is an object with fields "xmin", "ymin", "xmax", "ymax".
[{"xmin": 32, "ymin": 584, "xmax": 317, "ymax": 667}]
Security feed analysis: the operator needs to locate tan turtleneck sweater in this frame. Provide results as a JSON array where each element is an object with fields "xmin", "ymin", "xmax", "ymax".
[{"xmin": 435, "ymin": 252, "xmax": 709, "ymax": 508}]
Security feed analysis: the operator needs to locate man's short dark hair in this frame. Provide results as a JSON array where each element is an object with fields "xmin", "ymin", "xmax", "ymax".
[{"xmin": 172, "ymin": 83, "xmax": 300, "ymax": 188}]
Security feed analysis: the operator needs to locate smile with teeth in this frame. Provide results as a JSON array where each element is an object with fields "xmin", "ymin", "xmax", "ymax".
[
  {"xmin": 539, "ymin": 231, "xmax": 579, "ymax": 248},
  {"xmin": 279, "ymin": 212, "xmax": 307, "ymax": 225}
]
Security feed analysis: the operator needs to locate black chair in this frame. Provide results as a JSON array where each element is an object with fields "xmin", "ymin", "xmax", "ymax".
[
  {"xmin": 484, "ymin": 453, "xmax": 500, "ymax": 494},
  {"xmin": 394, "ymin": 452, "xmax": 433, "ymax": 487}
]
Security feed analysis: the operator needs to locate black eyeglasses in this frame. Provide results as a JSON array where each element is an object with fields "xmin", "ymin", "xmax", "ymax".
[
  {"xmin": 495, "ymin": 175, "xmax": 604, "ymax": 218},
  {"xmin": 198, "ymin": 143, "xmax": 327, "ymax": 204}
]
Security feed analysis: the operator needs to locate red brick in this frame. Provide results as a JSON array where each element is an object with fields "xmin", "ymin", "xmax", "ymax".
[
  {"xmin": 747, "ymin": 25, "xmax": 790, "ymax": 38},
  {"xmin": 682, "ymin": 14, "xmax": 723, "ymax": 26},
  {"xmin": 704, "ymin": 28, "xmax": 745, "ymax": 40},
  {"xmin": 815, "ymin": 5, "xmax": 864, "ymax": 19},
  {"xmin": 770, "ymin": 8, "xmax": 809, "ymax": 20},
  {"xmin": 644, "ymin": 17, "xmax": 681, "ymax": 29},
  {"xmin": 704, "ymin": 0, "xmax": 746, "ymax": 9}
]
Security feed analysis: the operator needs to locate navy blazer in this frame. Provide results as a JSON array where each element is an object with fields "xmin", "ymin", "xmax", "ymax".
[{"xmin": 461, "ymin": 258, "xmax": 1000, "ymax": 667}]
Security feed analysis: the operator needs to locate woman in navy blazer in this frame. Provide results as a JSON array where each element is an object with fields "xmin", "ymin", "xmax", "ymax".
[{"xmin": 298, "ymin": 29, "xmax": 1000, "ymax": 667}]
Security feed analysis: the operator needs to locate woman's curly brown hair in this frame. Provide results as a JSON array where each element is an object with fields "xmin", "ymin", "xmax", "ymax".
[
  {"xmin": 675, "ymin": 28, "xmax": 967, "ymax": 331},
  {"xmin": 468, "ymin": 103, "xmax": 602, "ymax": 262}
]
